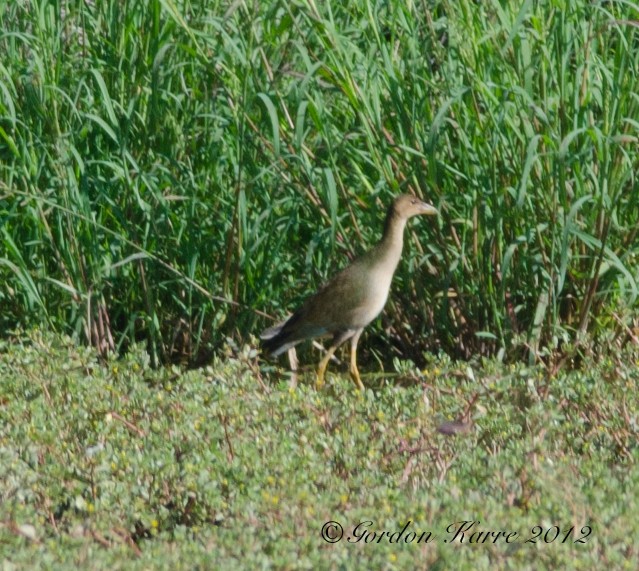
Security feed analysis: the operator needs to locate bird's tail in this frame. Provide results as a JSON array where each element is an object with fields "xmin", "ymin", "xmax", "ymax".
[
  {"xmin": 260, "ymin": 323, "xmax": 283, "ymax": 341},
  {"xmin": 260, "ymin": 322, "xmax": 297, "ymax": 357}
]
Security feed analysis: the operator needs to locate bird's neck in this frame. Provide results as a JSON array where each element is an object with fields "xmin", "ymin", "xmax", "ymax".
[{"xmin": 375, "ymin": 210, "xmax": 407, "ymax": 270}]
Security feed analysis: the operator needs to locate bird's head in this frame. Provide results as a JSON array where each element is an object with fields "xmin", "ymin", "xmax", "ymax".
[{"xmin": 392, "ymin": 194, "xmax": 438, "ymax": 219}]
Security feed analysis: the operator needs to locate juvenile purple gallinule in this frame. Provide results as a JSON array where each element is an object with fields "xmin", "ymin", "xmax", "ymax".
[{"xmin": 261, "ymin": 194, "xmax": 437, "ymax": 390}]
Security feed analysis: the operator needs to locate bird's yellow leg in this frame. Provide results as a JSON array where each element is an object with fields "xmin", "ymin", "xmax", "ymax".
[
  {"xmin": 349, "ymin": 330, "xmax": 365, "ymax": 391},
  {"xmin": 316, "ymin": 345, "xmax": 338, "ymax": 389}
]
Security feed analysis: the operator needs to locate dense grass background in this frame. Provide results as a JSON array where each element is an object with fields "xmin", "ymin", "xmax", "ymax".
[
  {"xmin": 1, "ymin": 331, "xmax": 638, "ymax": 569},
  {"xmin": 1, "ymin": 0, "xmax": 638, "ymax": 368}
]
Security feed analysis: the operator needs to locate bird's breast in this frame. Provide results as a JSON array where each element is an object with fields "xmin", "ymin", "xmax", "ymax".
[{"xmin": 348, "ymin": 267, "xmax": 395, "ymax": 327}]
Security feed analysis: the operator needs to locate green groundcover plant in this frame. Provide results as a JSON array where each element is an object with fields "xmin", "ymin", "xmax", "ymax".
[{"xmin": 0, "ymin": 330, "xmax": 637, "ymax": 569}]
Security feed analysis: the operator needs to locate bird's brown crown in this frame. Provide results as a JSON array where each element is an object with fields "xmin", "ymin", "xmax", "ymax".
[{"xmin": 391, "ymin": 194, "xmax": 438, "ymax": 219}]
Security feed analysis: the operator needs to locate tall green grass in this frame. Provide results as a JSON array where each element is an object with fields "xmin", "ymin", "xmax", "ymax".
[{"xmin": 1, "ymin": 0, "xmax": 638, "ymax": 366}]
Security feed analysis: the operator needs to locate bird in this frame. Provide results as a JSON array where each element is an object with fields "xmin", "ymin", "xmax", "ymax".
[{"xmin": 260, "ymin": 194, "xmax": 438, "ymax": 390}]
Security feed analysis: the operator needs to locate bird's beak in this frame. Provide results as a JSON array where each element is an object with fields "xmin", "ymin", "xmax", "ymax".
[{"xmin": 419, "ymin": 201, "xmax": 438, "ymax": 216}]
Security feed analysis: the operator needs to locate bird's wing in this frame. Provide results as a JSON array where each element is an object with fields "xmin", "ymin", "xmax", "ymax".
[{"xmin": 280, "ymin": 263, "xmax": 369, "ymax": 339}]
